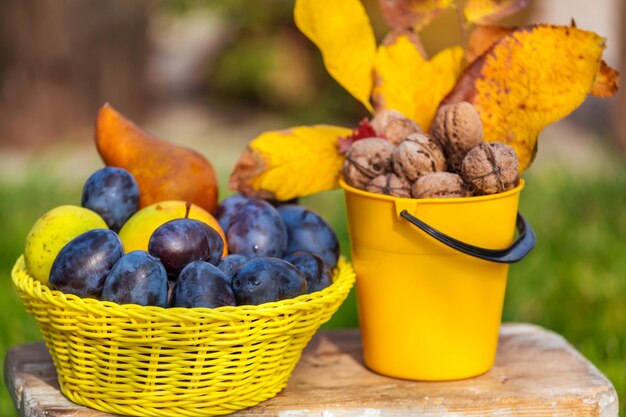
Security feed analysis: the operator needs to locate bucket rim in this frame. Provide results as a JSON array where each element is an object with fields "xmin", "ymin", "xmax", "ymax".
[{"xmin": 338, "ymin": 178, "xmax": 525, "ymax": 204}]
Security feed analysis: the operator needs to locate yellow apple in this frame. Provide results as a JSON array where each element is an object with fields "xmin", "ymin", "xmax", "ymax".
[{"xmin": 24, "ymin": 205, "xmax": 108, "ymax": 285}]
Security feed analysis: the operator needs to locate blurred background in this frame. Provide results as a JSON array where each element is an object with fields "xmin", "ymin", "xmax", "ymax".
[{"xmin": 1, "ymin": 0, "xmax": 624, "ymax": 415}]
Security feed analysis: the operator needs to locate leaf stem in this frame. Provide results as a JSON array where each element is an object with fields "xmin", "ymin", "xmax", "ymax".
[{"xmin": 456, "ymin": 3, "xmax": 469, "ymax": 67}]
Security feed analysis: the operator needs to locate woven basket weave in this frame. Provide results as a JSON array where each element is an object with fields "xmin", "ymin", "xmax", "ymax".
[{"xmin": 12, "ymin": 255, "xmax": 355, "ymax": 417}]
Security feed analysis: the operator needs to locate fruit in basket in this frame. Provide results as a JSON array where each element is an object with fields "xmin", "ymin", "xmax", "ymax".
[
  {"xmin": 277, "ymin": 205, "xmax": 339, "ymax": 268},
  {"xmin": 148, "ymin": 218, "xmax": 225, "ymax": 277},
  {"xmin": 81, "ymin": 167, "xmax": 140, "ymax": 232},
  {"xmin": 232, "ymin": 258, "xmax": 307, "ymax": 305},
  {"xmin": 49, "ymin": 229, "xmax": 124, "ymax": 296},
  {"xmin": 214, "ymin": 193, "xmax": 250, "ymax": 232},
  {"xmin": 118, "ymin": 200, "xmax": 226, "ymax": 256},
  {"xmin": 431, "ymin": 102, "xmax": 483, "ymax": 173},
  {"xmin": 392, "ymin": 133, "xmax": 447, "ymax": 182},
  {"xmin": 101, "ymin": 251, "xmax": 168, "ymax": 307},
  {"xmin": 217, "ymin": 254, "xmax": 248, "ymax": 282},
  {"xmin": 24, "ymin": 205, "xmax": 108, "ymax": 285},
  {"xmin": 284, "ymin": 251, "xmax": 332, "ymax": 293},
  {"xmin": 226, "ymin": 199, "xmax": 287, "ymax": 258},
  {"xmin": 95, "ymin": 103, "xmax": 219, "ymax": 213},
  {"xmin": 461, "ymin": 142, "xmax": 519, "ymax": 195},
  {"xmin": 342, "ymin": 138, "xmax": 394, "ymax": 189},
  {"xmin": 411, "ymin": 172, "xmax": 471, "ymax": 199},
  {"xmin": 171, "ymin": 261, "xmax": 236, "ymax": 308}
]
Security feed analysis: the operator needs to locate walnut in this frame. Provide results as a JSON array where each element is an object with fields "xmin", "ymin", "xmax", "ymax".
[
  {"xmin": 342, "ymin": 138, "xmax": 394, "ymax": 189},
  {"xmin": 431, "ymin": 102, "xmax": 483, "ymax": 173},
  {"xmin": 392, "ymin": 133, "xmax": 446, "ymax": 183},
  {"xmin": 411, "ymin": 172, "xmax": 471, "ymax": 199},
  {"xmin": 371, "ymin": 109, "xmax": 422, "ymax": 145},
  {"xmin": 366, "ymin": 173, "xmax": 411, "ymax": 198},
  {"xmin": 461, "ymin": 142, "xmax": 519, "ymax": 195}
]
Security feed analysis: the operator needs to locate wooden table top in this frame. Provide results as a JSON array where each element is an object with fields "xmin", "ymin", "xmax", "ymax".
[{"xmin": 4, "ymin": 323, "xmax": 619, "ymax": 416}]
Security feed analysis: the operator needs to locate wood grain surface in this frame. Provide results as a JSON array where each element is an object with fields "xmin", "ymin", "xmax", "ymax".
[{"xmin": 4, "ymin": 324, "xmax": 619, "ymax": 417}]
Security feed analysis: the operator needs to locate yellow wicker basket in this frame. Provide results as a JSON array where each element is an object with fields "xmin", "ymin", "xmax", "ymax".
[{"xmin": 12, "ymin": 255, "xmax": 355, "ymax": 417}]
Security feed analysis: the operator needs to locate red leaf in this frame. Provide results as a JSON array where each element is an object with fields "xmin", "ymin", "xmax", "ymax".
[{"xmin": 338, "ymin": 118, "xmax": 380, "ymax": 153}]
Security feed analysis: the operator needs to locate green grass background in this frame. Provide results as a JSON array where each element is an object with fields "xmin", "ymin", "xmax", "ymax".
[{"xmin": 1, "ymin": 146, "xmax": 624, "ymax": 416}]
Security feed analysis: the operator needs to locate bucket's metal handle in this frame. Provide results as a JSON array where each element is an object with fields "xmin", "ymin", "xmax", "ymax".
[{"xmin": 399, "ymin": 210, "xmax": 535, "ymax": 264}]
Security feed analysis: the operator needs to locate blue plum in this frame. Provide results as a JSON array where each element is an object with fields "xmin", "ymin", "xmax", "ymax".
[
  {"xmin": 213, "ymin": 194, "xmax": 250, "ymax": 232},
  {"xmin": 231, "ymin": 257, "xmax": 307, "ymax": 305},
  {"xmin": 49, "ymin": 229, "xmax": 124, "ymax": 296},
  {"xmin": 148, "ymin": 218, "xmax": 224, "ymax": 277},
  {"xmin": 226, "ymin": 199, "xmax": 287, "ymax": 258},
  {"xmin": 217, "ymin": 254, "xmax": 248, "ymax": 283},
  {"xmin": 171, "ymin": 261, "xmax": 236, "ymax": 308},
  {"xmin": 277, "ymin": 205, "xmax": 339, "ymax": 267},
  {"xmin": 284, "ymin": 251, "xmax": 332, "ymax": 293},
  {"xmin": 81, "ymin": 167, "xmax": 139, "ymax": 231},
  {"xmin": 101, "ymin": 251, "xmax": 168, "ymax": 307}
]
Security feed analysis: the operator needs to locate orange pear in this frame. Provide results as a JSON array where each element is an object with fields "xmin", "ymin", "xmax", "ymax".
[{"xmin": 95, "ymin": 104, "xmax": 218, "ymax": 213}]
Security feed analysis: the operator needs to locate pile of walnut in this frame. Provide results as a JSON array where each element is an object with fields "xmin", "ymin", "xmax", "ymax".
[{"xmin": 342, "ymin": 102, "xmax": 519, "ymax": 199}]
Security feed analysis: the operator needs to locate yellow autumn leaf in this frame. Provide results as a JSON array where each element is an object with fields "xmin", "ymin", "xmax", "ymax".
[
  {"xmin": 228, "ymin": 125, "xmax": 352, "ymax": 201},
  {"xmin": 464, "ymin": 0, "xmax": 527, "ymax": 24},
  {"xmin": 378, "ymin": 0, "xmax": 454, "ymax": 31},
  {"xmin": 372, "ymin": 32, "xmax": 464, "ymax": 131},
  {"xmin": 294, "ymin": 0, "xmax": 376, "ymax": 113},
  {"xmin": 443, "ymin": 25, "xmax": 619, "ymax": 172},
  {"xmin": 468, "ymin": 25, "xmax": 512, "ymax": 63}
]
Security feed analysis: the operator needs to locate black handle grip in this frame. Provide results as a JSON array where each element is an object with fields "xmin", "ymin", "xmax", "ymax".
[{"xmin": 399, "ymin": 210, "xmax": 535, "ymax": 264}]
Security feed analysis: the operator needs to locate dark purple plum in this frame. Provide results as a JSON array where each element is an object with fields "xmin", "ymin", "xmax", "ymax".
[
  {"xmin": 277, "ymin": 205, "xmax": 339, "ymax": 268},
  {"xmin": 49, "ymin": 229, "xmax": 124, "ymax": 296},
  {"xmin": 231, "ymin": 257, "xmax": 307, "ymax": 305},
  {"xmin": 81, "ymin": 167, "xmax": 139, "ymax": 231},
  {"xmin": 171, "ymin": 261, "xmax": 236, "ymax": 308},
  {"xmin": 101, "ymin": 251, "xmax": 168, "ymax": 307},
  {"xmin": 213, "ymin": 194, "xmax": 250, "ymax": 232},
  {"xmin": 284, "ymin": 251, "xmax": 332, "ymax": 293},
  {"xmin": 148, "ymin": 218, "xmax": 224, "ymax": 277},
  {"xmin": 217, "ymin": 254, "xmax": 248, "ymax": 282},
  {"xmin": 226, "ymin": 199, "xmax": 287, "ymax": 258}
]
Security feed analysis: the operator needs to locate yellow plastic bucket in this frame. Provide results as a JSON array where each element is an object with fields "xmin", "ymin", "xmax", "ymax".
[{"xmin": 340, "ymin": 179, "xmax": 534, "ymax": 381}]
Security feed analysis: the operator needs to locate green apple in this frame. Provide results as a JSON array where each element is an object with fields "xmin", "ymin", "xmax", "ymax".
[{"xmin": 24, "ymin": 205, "xmax": 108, "ymax": 285}]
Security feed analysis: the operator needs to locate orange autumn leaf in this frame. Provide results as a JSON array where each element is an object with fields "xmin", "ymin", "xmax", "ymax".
[
  {"xmin": 443, "ymin": 25, "xmax": 619, "ymax": 172},
  {"xmin": 294, "ymin": 0, "xmax": 376, "ymax": 113},
  {"xmin": 591, "ymin": 60, "xmax": 620, "ymax": 97},
  {"xmin": 373, "ymin": 32, "xmax": 464, "ymax": 131},
  {"xmin": 464, "ymin": 0, "xmax": 528, "ymax": 24},
  {"xmin": 378, "ymin": 0, "xmax": 453, "ymax": 31},
  {"xmin": 468, "ymin": 25, "xmax": 512, "ymax": 63}
]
